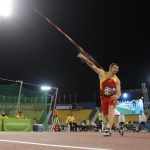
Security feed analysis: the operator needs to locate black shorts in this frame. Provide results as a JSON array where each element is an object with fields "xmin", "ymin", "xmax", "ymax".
[{"xmin": 140, "ymin": 122, "xmax": 145, "ymax": 125}]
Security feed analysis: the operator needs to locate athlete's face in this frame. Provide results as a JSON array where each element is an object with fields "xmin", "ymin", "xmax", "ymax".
[{"xmin": 110, "ymin": 65, "xmax": 119, "ymax": 75}]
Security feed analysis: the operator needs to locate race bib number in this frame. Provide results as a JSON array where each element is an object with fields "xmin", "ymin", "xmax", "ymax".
[{"xmin": 104, "ymin": 87, "xmax": 116, "ymax": 96}]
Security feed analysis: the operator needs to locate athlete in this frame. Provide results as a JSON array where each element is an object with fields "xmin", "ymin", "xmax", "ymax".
[{"xmin": 77, "ymin": 53, "xmax": 121, "ymax": 136}]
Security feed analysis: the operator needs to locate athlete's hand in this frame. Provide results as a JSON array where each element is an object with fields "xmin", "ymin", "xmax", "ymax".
[
  {"xmin": 77, "ymin": 53, "xmax": 86, "ymax": 60},
  {"xmin": 111, "ymin": 95, "xmax": 119, "ymax": 100}
]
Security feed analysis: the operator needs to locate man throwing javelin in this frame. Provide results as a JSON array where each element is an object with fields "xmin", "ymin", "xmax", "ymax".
[{"xmin": 77, "ymin": 53, "xmax": 121, "ymax": 136}]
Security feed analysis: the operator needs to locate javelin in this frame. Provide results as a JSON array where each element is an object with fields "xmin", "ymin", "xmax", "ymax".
[{"xmin": 31, "ymin": 6, "xmax": 104, "ymax": 70}]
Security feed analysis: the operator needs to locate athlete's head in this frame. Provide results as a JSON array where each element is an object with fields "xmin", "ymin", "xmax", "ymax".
[
  {"xmin": 109, "ymin": 63, "xmax": 119, "ymax": 75},
  {"xmin": 140, "ymin": 110, "xmax": 142, "ymax": 115}
]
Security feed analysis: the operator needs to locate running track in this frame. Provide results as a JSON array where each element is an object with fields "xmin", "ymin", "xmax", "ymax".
[{"xmin": 0, "ymin": 131, "xmax": 150, "ymax": 150}]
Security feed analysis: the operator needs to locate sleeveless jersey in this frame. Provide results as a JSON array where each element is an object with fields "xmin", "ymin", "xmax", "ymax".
[{"xmin": 100, "ymin": 72, "xmax": 117, "ymax": 96}]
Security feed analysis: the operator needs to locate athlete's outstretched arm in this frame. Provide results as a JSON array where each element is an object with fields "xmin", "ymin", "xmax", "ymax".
[{"xmin": 77, "ymin": 53, "xmax": 104, "ymax": 78}]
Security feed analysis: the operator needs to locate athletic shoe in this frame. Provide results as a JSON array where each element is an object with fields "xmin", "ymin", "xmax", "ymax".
[{"xmin": 103, "ymin": 128, "xmax": 111, "ymax": 136}]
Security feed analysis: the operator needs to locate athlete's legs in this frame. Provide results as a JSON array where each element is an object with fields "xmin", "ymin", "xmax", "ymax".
[
  {"xmin": 107, "ymin": 98, "xmax": 117, "ymax": 130},
  {"xmin": 103, "ymin": 115, "xmax": 109, "ymax": 129},
  {"xmin": 101, "ymin": 98, "xmax": 112, "ymax": 136},
  {"xmin": 108, "ymin": 105, "xmax": 115, "ymax": 129},
  {"xmin": 101, "ymin": 98, "xmax": 109, "ymax": 122},
  {"xmin": 101, "ymin": 98, "xmax": 109, "ymax": 132}
]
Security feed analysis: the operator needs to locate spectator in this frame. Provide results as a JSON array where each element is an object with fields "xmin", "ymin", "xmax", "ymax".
[
  {"xmin": 68, "ymin": 110, "xmax": 72, "ymax": 116},
  {"xmin": 76, "ymin": 103, "xmax": 82, "ymax": 110},
  {"xmin": 67, "ymin": 112, "xmax": 75, "ymax": 131},
  {"xmin": 139, "ymin": 111, "xmax": 146, "ymax": 131},
  {"xmin": 86, "ymin": 117, "xmax": 90, "ymax": 131},
  {"xmin": 132, "ymin": 100, "xmax": 136, "ymax": 108},
  {"xmin": 16, "ymin": 111, "xmax": 24, "ymax": 119},
  {"xmin": 0, "ymin": 111, "xmax": 8, "ymax": 118},
  {"xmin": 118, "ymin": 112, "xmax": 125, "ymax": 126},
  {"xmin": 72, "ymin": 117, "xmax": 77, "ymax": 132}
]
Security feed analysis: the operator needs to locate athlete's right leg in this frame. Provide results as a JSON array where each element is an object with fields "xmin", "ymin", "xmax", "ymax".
[
  {"xmin": 110, "ymin": 99, "xmax": 124, "ymax": 135},
  {"xmin": 108, "ymin": 105, "xmax": 115, "ymax": 130},
  {"xmin": 101, "ymin": 98, "xmax": 108, "ymax": 124},
  {"xmin": 101, "ymin": 98, "xmax": 111, "ymax": 136}
]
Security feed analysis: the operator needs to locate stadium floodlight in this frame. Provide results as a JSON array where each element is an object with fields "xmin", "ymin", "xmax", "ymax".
[
  {"xmin": 41, "ymin": 86, "xmax": 51, "ymax": 91},
  {"xmin": 0, "ymin": 0, "xmax": 12, "ymax": 17},
  {"xmin": 123, "ymin": 93, "xmax": 127, "ymax": 98}
]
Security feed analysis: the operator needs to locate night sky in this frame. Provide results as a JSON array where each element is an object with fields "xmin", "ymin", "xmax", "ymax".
[{"xmin": 0, "ymin": 0, "xmax": 150, "ymax": 105}]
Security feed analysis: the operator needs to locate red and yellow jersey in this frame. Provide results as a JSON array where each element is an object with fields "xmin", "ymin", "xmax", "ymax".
[{"xmin": 100, "ymin": 72, "xmax": 117, "ymax": 96}]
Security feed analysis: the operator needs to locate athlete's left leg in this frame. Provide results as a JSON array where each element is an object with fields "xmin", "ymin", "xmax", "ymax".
[
  {"xmin": 102, "ymin": 106, "xmax": 114, "ymax": 136},
  {"xmin": 108, "ymin": 100, "xmax": 124, "ymax": 136},
  {"xmin": 108, "ymin": 105, "xmax": 115, "ymax": 129}
]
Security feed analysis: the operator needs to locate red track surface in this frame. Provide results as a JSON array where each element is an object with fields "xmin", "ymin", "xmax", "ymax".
[{"xmin": 0, "ymin": 131, "xmax": 150, "ymax": 150}]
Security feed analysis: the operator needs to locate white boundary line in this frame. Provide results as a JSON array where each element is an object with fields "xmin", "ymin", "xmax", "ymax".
[{"xmin": 0, "ymin": 139, "xmax": 112, "ymax": 150}]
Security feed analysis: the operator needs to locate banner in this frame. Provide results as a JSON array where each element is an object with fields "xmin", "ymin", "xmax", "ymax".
[
  {"xmin": 0, "ymin": 118, "xmax": 2, "ymax": 131},
  {"xmin": 0, "ymin": 103, "xmax": 44, "ymax": 110},
  {"xmin": 3, "ymin": 118, "xmax": 31, "ymax": 131}
]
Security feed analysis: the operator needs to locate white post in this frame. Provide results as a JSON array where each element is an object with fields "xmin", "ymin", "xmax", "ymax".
[{"xmin": 15, "ymin": 80, "xmax": 23, "ymax": 117}]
